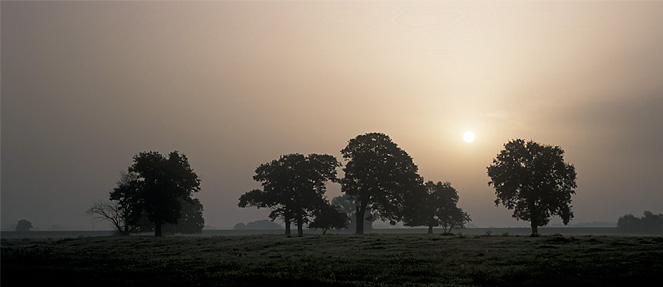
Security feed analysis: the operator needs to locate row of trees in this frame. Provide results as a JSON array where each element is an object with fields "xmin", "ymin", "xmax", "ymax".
[
  {"xmin": 88, "ymin": 133, "xmax": 578, "ymax": 237},
  {"xmin": 240, "ymin": 134, "xmax": 578, "ymax": 237},
  {"xmin": 239, "ymin": 133, "xmax": 471, "ymax": 236}
]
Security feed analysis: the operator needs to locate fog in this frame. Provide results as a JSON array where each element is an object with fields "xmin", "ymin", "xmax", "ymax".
[{"xmin": 2, "ymin": 1, "xmax": 662, "ymax": 230}]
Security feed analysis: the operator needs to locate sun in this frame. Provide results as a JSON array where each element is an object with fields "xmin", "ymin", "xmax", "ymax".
[{"xmin": 463, "ymin": 131, "xmax": 475, "ymax": 143}]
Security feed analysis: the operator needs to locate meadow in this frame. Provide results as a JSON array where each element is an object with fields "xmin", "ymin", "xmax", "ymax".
[{"xmin": 2, "ymin": 233, "xmax": 662, "ymax": 286}]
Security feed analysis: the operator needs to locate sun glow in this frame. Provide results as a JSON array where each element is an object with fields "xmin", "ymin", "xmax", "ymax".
[{"xmin": 463, "ymin": 131, "xmax": 475, "ymax": 143}]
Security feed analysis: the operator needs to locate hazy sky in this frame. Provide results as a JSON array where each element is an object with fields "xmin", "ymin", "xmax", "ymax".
[{"xmin": 2, "ymin": 1, "xmax": 662, "ymax": 230}]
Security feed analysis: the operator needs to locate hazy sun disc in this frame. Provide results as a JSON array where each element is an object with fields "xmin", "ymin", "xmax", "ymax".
[{"xmin": 463, "ymin": 131, "xmax": 475, "ymax": 143}]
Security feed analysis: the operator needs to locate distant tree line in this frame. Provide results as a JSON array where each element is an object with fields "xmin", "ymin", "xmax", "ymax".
[
  {"xmin": 234, "ymin": 220, "xmax": 282, "ymax": 230},
  {"xmin": 617, "ymin": 211, "xmax": 663, "ymax": 234}
]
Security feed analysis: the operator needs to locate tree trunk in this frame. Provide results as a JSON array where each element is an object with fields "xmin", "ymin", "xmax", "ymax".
[
  {"xmin": 296, "ymin": 216, "xmax": 304, "ymax": 237},
  {"xmin": 155, "ymin": 221, "xmax": 163, "ymax": 237},
  {"xmin": 528, "ymin": 200, "xmax": 540, "ymax": 237},
  {"xmin": 356, "ymin": 202, "xmax": 367, "ymax": 235},
  {"xmin": 356, "ymin": 213, "xmax": 364, "ymax": 235},
  {"xmin": 284, "ymin": 218, "xmax": 291, "ymax": 237},
  {"xmin": 530, "ymin": 221, "xmax": 539, "ymax": 237},
  {"xmin": 428, "ymin": 225, "xmax": 433, "ymax": 234},
  {"xmin": 116, "ymin": 222, "xmax": 129, "ymax": 236}
]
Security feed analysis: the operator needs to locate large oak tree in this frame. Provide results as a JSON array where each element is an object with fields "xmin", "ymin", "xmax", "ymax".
[
  {"xmin": 341, "ymin": 132, "xmax": 423, "ymax": 234},
  {"xmin": 487, "ymin": 139, "xmax": 577, "ymax": 236}
]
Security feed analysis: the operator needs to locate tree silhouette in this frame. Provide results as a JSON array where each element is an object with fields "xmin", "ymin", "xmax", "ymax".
[
  {"xmin": 309, "ymin": 201, "xmax": 348, "ymax": 234},
  {"xmin": 404, "ymin": 181, "xmax": 471, "ymax": 234},
  {"xmin": 341, "ymin": 132, "xmax": 423, "ymax": 234},
  {"xmin": 87, "ymin": 201, "xmax": 135, "ymax": 235},
  {"xmin": 487, "ymin": 139, "xmax": 577, "ymax": 236},
  {"xmin": 15, "ymin": 219, "xmax": 33, "ymax": 232},
  {"xmin": 93, "ymin": 172, "xmax": 202, "ymax": 235},
  {"xmin": 238, "ymin": 153, "xmax": 340, "ymax": 236},
  {"xmin": 111, "ymin": 151, "xmax": 201, "ymax": 237},
  {"xmin": 89, "ymin": 172, "xmax": 144, "ymax": 235}
]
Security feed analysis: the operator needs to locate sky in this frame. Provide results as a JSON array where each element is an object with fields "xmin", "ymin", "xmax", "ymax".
[{"xmin": 2, "ymin": 1, "xmax": 662, "ymax": 231}]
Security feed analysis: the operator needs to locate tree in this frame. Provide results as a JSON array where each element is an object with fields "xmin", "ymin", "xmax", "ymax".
[
  {"xmin": 309, "ymin": 201, "xmax": 349, "ymax": 234},
  {"xmin": 439, "ymin": 205, "xmax": 471, "ymax": 234},
  {"xmin": 15, "ymin": 219, "xmax": 33, "ymax": 232},
  {"xmin": 404, "ymin": 181, "xmax": 471, "ymax": 234},
  {"xmin": 341, "ymin": 132, "xmax": 422, "ymax": 234},
  {"xmin": 238, "ymin": 153, "xmax": 340, "ymax": 236},
  {"xmin": 487, "ymin": 139, "xmax": 577, "ymax": 236},
  {"xmin": 111, "ymin": 151, "xmax": 201, "ymax": 237},
  {"xmin": 87, "ymin": 201, "xmax": 134, "ymax": 235},
  {"xmin": 89, "ymin": 172, "xmax": 144, "ymax": 235}
]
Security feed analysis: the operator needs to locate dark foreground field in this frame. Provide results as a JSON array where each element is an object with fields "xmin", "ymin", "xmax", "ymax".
[{"xmin": 2, "ymin": 234, "xmax": 662, "ymax": 286}]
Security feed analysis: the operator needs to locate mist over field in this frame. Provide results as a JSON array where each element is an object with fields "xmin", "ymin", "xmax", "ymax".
[{"xmin": 2, "ymin": 1, "xmax": 662, "ymax": 232}]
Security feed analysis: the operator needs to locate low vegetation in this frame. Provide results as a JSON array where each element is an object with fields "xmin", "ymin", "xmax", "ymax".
[{"xmin": 2, "ymin": 234, "xmax": 661, "ymax": 286}]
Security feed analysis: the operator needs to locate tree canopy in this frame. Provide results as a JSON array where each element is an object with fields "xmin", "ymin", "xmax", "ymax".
[
  {"xmin": 487, "ymin": 139, "xmax": 577, "ymax": 236},
  {"xmin": 238, "ymin": 153, "xmax": 340, "ymax": 236},
  {"xmin": 110, "ymin": 151, "xmax": 201, "ymax": 236},
  {"xmin": 341, "ymin": 132, "xmax": 423, "ymax": 234}
]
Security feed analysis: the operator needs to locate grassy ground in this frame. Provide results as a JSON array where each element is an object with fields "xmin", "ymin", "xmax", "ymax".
[{"xmin": 2, "ymin": 234, "xmax": 662, "ymax": 286}]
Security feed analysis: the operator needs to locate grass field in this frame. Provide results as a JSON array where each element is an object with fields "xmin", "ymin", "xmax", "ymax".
[{"xmin": 2, "ymin": 234, "xmax": 662, "ymax": 286}]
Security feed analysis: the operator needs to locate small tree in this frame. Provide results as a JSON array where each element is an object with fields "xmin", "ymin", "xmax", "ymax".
[
  {"xmin": 15, "ymin": 219, "xmax": 33, "ymax": 232},
  {"xmin": 86, "ymin": 201, "xmax": 136, "ymax": 235},
  {"xmin": 439, "ymin": 205, "xmax": 471, "ymax": 234},
  {"xmin": 89, "ymin": 172, "xmax": 143, "ymax": 235},
  {"xmin": 309, "ymin": 201, "xmax": 348, "ymax": 234},
  {"xmin": 403, "ymin": 181, "xmax": 471, "ymax": 234},
  {"xmin": 487, "ymin": 139, "xmax": 577, "ymax": 236}
]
